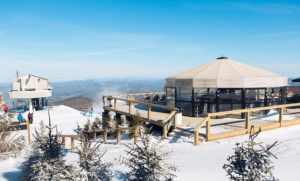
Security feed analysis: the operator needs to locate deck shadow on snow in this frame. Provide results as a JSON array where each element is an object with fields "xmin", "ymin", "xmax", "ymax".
[{"xmin": 2, "ymin": 170, "xmax": 21, "ymax": 181}]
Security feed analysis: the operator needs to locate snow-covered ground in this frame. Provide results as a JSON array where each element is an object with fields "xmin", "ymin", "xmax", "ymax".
[{"xmin": 1, "ymin": 105, "xmax": 300, "ymax": 180}]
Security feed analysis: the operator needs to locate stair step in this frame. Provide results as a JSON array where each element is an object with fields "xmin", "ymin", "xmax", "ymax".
[
  {"xmin": 172, "ymin": 130, "xmax": 192, "ymax": 137},
  {"xmin": 174, "ymin": 127, "xmax": 194, "ymax": 133}
]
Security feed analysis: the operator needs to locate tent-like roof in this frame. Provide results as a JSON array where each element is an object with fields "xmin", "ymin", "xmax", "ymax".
[{"xmin": 166, "ymin": 57, "xmax": 288, "ymax": 88}]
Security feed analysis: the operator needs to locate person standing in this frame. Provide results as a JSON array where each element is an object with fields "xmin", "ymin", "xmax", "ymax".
[
  {"xmin": 28, "ymin": 112, "xmax": 33, "ymax": 124},
  {"xmin": 84, "ymin": 106, "xmax": 88, "ymax": 116},
  {"xmin": 17, "ymin": 113, "xmax": 23, "ymax": 123},
  {"xmin": 89, "ymin": 107, "xmax": 93, "ymax": 117},
  {"xmin": 3, "ymin": 104, "xmax": 8, "ymax": 113}
]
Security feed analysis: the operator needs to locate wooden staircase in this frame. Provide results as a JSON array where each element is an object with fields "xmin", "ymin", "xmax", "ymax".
[{"xmin": 168, "ymin": 126, "xmax": 206, "ymax": 142}]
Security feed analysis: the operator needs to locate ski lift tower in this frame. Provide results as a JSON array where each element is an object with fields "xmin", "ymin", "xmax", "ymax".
[{"xmin": 9, "ymin": 74, "xmax": 52, "ymax": 113}]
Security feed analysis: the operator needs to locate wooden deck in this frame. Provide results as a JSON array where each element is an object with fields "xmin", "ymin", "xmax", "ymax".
[{"xmin": 103, "ymin": 93, "xmax": 300, "ymax": 146}]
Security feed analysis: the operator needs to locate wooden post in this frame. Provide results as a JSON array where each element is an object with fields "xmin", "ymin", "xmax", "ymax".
[
  {"xmin": 102, "ymin": 97, "xmax": 105, "ymax": 108},
  {"xmin": 245, "ymin": 111, "xmax": 250, "ymax": 133},
  {"xmin": 71, "ymin": 137, "xmax": 75, "ymax": 150},
  {"xmin": 93, "ymin": 131, "xmax": 96, "ymax": 142},
  {"xmin": 134, "ymin": 127, "xmax": 138, "ymax": 144},
  {"xmin": 194, "ymin": 130, "xmax": 199, "ymax": 146},
  {"xmin": 279, "ymin": 107, "xmax": 283, "ymax": 126},
  {"xmin": 206, "ymin": 117, "xmax": 210, "ymax": 141},
  {"xmin": 117, "ymin": 129, "xmax": 121, "ymax": 143},
  {"xmin": 104, "ymin": 130, "xmax": 107, "ymax": 142},
  {"xmin": 174, "ymin": 113, "xmax": 178, "ymax": 129},
  {"xmin": 163, "ymin": 125, "xmax": 167, "ymax": 139},
  {"xmin": 147, "ymin": 106, "xmax": 151, "ymax": 121},
  {"xmin": 129, "ymin": 102, "xmax": 132, "ymax": 115},
  {"xmin": 27, "ymin": 118, "xmax": 31, "ymax": 146},
  {"xmin": 114, "ymin": 99, "xmax": 117, "ymax": 110},
  {"xmin": 1, "ymin": 130, "xmax": 5, "ymax": 142},
  {"xmin": 62, "ymin": 137, "xmax": 66, "ymax": 148}
]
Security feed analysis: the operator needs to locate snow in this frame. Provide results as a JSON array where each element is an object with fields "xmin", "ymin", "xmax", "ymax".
[{"xmin": 1, "ymin": 106, "xmax": 300, "ymax": 180}]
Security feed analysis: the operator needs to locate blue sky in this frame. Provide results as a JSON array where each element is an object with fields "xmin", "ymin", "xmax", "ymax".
[{"xmin": 0, "ymin": 0, "xmax": 300, "ymax": 81}]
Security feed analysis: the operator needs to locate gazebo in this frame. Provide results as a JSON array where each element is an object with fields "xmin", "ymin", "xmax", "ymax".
[{"xmin": 165, "ymin": 57, "xmax": 288, "ymax": 117}]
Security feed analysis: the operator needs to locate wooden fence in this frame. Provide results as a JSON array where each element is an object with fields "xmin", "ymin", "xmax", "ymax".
[
  {"xmin": 193, "ymin": 103, "xmax": 300, "ymax": 146},
  {"xmin": 58, "ymin": 127, "xmax": 139, "ymax": 150},
  {"xmin": 103, "ymin": 92, "xmax": 178, "ymax": 138}
]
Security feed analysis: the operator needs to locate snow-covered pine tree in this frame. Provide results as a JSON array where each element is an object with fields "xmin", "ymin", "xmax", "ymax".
[
  {"xmin": 121, "ymin": 132, "xmax": 178, "ymax": 181},
  {"xmin": 21, "ymin": 111, "xmax": 78, "ymax": 181},
  {"xmin": 223, "ymin": 127, "xmax": 278, "ymax": 181},
  {"xmin": 0, "ymin": 117, "xmax": 25, "ymax": 160},
  {"xmin": 129, "ymin": 112, "xmax": 146, "ymax": 138},
  {"xmin": 102, "ymin": 117, "xmax": 110, "ymax": 129},
  {"xmin": 92, "ymin": 116, "xmax": 102, "ymax": 130},
  {"xmin": 77, "ymin": 133, "xmax": 113, "ymax": 181}
]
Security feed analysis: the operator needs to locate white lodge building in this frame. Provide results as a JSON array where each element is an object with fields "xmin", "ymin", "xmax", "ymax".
[{"xmin": 9, "ymin": 74, "xmax": 52, "ymax": 113}]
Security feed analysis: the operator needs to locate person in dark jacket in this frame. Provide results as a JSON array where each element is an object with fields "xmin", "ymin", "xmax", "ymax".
[
  {"xmin": 28, "ymin": 112, "xmax": 33, "ymax": 124},
  {"xmin": 84, "ymin": 106, "xmax": 88, "ymax": 116}
]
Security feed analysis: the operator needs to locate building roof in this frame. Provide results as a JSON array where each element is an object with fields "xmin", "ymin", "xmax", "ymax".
[
  {"xmin": 166, "ymin": 57, "xmax": 288, "ymax": 88},
  {"xmin": 16, "ymin": 74, "xmax": 48, "ymax": 81}
]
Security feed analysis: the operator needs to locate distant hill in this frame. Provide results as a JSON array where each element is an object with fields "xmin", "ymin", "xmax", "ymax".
[
  {"xmin": 0, "ymin": 78, "xmax": 165, "ymax": 110},
  {"xmin": 50, "ymin": 78, "xmax": 165, "ymax": 102},
  {"xmin": 53, "ymin": 96, "xmax": 96, "ymax": 112}
]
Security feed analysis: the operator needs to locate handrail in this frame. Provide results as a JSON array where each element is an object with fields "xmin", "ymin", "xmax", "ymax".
[
  {"xmin": 208, "ymin": 103, "xmax": 300, "ymax": 117},
  {"xmin": 82, "ymin": 127, "xmax": 136, "ymax": 133},
  {"xmin": 59, "ymin": 126, "xmax": 139, "ymax": 150},
  {"xmin": 194, "ymin": 117, "xmax": 209, "ymax": 132},
  {"xmin": 193, "ymin": 102, "xmax": 300, "ymax": 146},
  {"xmin": 163, "ymin": 110, "xmax": 177, "ymax": 124},
  {"xmin": 106, "ymin": 92, "xmax": 165, "ymax": 97},
  {"xmin": 103, "ymin": 95, "xmax": 177, "ymax": 111}
]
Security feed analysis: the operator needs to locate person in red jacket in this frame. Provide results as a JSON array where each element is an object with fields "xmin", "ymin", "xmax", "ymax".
[
  {"xmin": 3, "ymin": 104, "xmax": 8, "ymax": 113},
  {"xmin": 28, "ymin": 112, "xmax": 33, "ymax": 124}
]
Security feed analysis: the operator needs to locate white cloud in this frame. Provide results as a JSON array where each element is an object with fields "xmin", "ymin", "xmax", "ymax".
[
  {"xmin": 68, "ymin": 47, "xmax": 152, "ymax": 57},
  {"xmin": 258, "ymin": 64, "xmax": 300, "ymax": 77},
  {"xmin": 5, "ymin": 12, "xmax": 78, "ymax": 28},
  {"xmin": 0, "ymin": 60, "xmax": 174, "ymax": 82},
  {"xmin": 254, "ymin": 31, "xmax": 300, "ymax": 38},
  {"xmin": 230, "ymin": 3, "xmax": 300, "ymax": 14}
]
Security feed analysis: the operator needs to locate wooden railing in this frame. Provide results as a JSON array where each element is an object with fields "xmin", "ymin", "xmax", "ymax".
[
  {"xmin": 103, "ymin": 92, "xmax": 178, "ymax": 138},
  {"xmin": 193, "ymin": 103, "xmax": 300, "ymax": 146},
  {"xmin": 58, "ymin": 127, "xmax": 139, "ymax": 150},
  {"xmin": 105, "ymin": 92, "xmax": 165, "ymax": 97}
]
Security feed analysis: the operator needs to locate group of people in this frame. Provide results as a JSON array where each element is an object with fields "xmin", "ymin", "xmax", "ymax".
[
  {"xmin": 3, "ymin": 104, "xmax": 33, "ymax": 124},
  {"xmin": 84, "ymin": 106, "xmax": 93, "ymax": 117},
  {"xmin": 17, "ymin": 112, "xmax": 34, "ymax": 124}
]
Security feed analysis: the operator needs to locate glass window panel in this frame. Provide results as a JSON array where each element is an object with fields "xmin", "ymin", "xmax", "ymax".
[
  {"xmin": 176, "ymin": 87, "xmax": 193, "ymax": 101},
  {"xmin": 166, "ymin": 88, "xmax": 175, "ymax": 107},
  {"xmin": 194, "ymin": 88, "xmax": 216, "ymax": 102},
  {"xmin": 176, "ymin": 101, "xmax": 193, "ymax": 116},
  {"xmin": 218, "ymin": 89, "xmax": 242, "ymax": 104}
]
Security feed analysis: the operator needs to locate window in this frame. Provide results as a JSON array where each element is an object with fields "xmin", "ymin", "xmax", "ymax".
[{"xmin": 176, "ymin": 87, "xmax": 193, "ymax": 101}]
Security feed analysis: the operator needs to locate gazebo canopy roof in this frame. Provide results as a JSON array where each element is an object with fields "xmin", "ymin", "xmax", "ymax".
[{"xmin": 166, "ymin": 57, "xmax": 288, "ymax": 88}]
